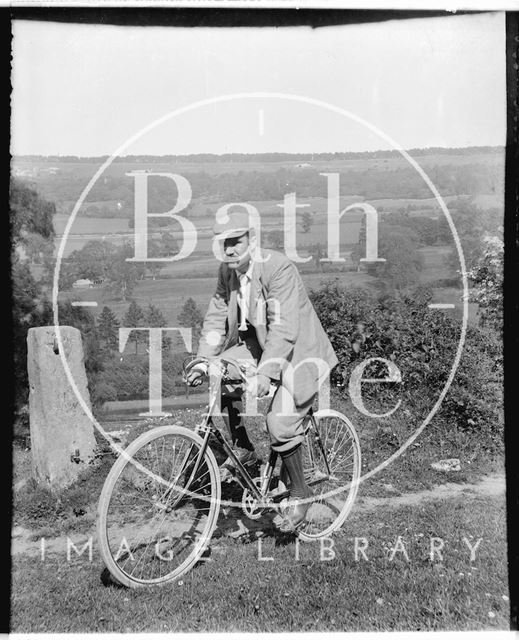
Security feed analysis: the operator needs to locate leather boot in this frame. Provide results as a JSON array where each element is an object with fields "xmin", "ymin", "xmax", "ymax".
[{"xmin": 277, "ymin": 444, "xmax": 312, "ymax": 532}]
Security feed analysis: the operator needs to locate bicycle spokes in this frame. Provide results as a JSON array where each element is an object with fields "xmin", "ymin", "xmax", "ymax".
[
  {"xmin": 297, "ymin": 411, "xmax": 361, "ymax": 540},
  {"xmin": 97, "ymin": 427, "xmax": 221, "ymax": 587}
]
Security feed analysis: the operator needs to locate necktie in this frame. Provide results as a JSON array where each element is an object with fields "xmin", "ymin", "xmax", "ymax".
[{"xmin": 238, "ymin": 273, "xmax": 249, "ymax": 331}]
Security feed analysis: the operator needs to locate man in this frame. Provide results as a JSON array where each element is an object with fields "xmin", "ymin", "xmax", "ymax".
[{"xmin": 187, "ymin": 211, "xmax": 338, "ymax": 531}]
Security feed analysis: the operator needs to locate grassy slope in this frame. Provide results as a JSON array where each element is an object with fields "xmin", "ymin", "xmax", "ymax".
[
  {"xmin": 11, "ymin": 493, "xmax": 509, "ymax": 632},
  {"xmin": 11, "ymin": 336, "xmax": 507, "ymax": 632},
  {"xmin": 13, "ymin": 400, "xmax": 505, "ymax": 536}
]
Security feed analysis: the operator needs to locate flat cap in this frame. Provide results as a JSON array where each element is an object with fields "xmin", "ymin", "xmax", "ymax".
[{"xmin": 213, "ymin": 211, "xmax": 252, "ymax": 241}]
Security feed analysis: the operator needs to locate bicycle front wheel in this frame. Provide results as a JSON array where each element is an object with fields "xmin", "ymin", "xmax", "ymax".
[
  {"xmin": 298, "ymin": 409, "xmax": 361, "ymax": 541},
  {"xmin": 97, "ymin": 425, "xmax": 221, "ymax": 588}
]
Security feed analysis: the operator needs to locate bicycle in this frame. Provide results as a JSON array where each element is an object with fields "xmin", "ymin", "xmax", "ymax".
[{"xmin": 97, "ymin": 355, "xmax": 361, "ymax": 588}]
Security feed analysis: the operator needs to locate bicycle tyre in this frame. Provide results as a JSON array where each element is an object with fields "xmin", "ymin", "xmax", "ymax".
[
  {"xmin": 97, "ymin": 425, "xmax": 221, "ymax": 588},
  {"xmin": 297, "ymin": 409, "xmax": 361, "ymax": 541}
]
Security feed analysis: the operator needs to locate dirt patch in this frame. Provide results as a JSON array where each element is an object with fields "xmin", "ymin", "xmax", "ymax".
[
  {"xmin": 356, "ymin": 473, "xmax": 505, "ymax": 510},
  {"xmin": 12, "ymin": 473, "xmax": 506, "ymax": 558}
]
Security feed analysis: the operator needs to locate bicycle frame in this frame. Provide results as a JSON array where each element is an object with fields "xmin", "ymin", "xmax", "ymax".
[
  {"xmin": 181, "ymin": 355, "xmax": 333, "ymax": 508},
  {"xmin": 180, "ymin": 355, "xmax": 266, "ymax": 503}
]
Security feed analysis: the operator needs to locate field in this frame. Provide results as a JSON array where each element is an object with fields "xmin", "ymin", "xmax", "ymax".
[
  {"xmin": 28, "ymin": 152, "xmax": 501, "ymax": 284},
  {"xmin": 53, "ymin": 215, "xmax": 130, "ymax": 236},
  {"xmin": 55, "ymin": 208, "xmax": 362, "ymax": 259},
  {"xmin": 59, "ymin": 234, "xmax": 477, "ymax": 329},
  {"xmin": 60, "ymin": 269, "xmax": 379, "ymax": 328},
  {"xmin": 59, "ymin": 238, "xmax": 483, "ymax": 333},
  {"xmin": 13, "ymin": 150, "xmax": 504, "ymax": 178},
  {"xmin": 37, "ymin": 150, "xmax": 487, "ymax": 370}
]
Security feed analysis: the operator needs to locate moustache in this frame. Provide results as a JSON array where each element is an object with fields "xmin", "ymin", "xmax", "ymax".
[{"xmin": 223, "ymin": 248, "xmax": 253, "ymax": 264}]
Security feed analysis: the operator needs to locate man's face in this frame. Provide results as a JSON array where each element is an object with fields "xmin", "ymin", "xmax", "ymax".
[{"xmin": 223, "ymin": 233, "xmax": 251, "ymax": 271}]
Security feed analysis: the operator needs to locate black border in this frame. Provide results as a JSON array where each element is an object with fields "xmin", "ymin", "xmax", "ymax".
[
  {"xmin": 5, "ymin": 6, "xmax": 13, "ymax": 636},
  {"xmin": 10, "ymin": 7, "xmax": 480, "ymax": 28},
  {"xmin": 504, "ymin": 10, "xmax": 519, "ymax": 633}
]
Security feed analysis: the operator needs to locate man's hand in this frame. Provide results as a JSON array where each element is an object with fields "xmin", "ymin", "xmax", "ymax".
[
  {"xmin": 186, "ymin": 363, "xmax": 208, "ymax": 387},
  {"xmin": 247, "ymin": 373, "xmax": 272, "ymax": 398}
]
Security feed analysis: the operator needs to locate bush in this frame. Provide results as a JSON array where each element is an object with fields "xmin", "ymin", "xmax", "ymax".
[
  {"xmin": 94, "ymin": 351, "xmax": 190, "ymax": 402},
  {"xmin": 91, "ymin": 381, "xmax": 118, "ymax": 409},
  {"xmin": 309, "ymin": 280, "xmax": 503, "ymax": 451}
]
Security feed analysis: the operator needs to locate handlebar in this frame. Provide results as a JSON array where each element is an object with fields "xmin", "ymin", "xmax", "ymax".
[
  {"xmin": 182, "ymin": 355, "xmax": 250, "ymax": 384},
  {"xmin": 182, "ymin": 355, "xmax": 279, "ymax": 394}
]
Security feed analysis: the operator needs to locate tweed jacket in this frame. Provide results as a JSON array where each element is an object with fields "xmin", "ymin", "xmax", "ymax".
[{"xmin": 197, "ymin": 249, "xmax": 338, "ymax": 403}]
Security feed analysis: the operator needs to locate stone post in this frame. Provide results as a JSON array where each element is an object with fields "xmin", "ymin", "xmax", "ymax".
[{"xmin": 27, "ymin": 326, "xmax": 97, "ymax": 490}]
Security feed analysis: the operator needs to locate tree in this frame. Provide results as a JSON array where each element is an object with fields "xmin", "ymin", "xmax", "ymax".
[
  {"xmin": 97, "ymin": 306, "xmax": 120, "ymax": 352},
  {"xmin": 106, "ymin": 243, "xmax": 145, "ymax": 301},
  {"xmin": 57, "ymin": 299, "xmax": 103, "ymax": 378},
  {"xmin": 301, "ymin": 211, "xmax": 313, "ymax": 233},
  {"xmin": 145, "ymin": 303, "xmax": 171, "ymax": 351},
  {"xmin": 58, "ymin": 261, "xmax": 79, "ymax": 291},
  {"xmin": 122, "ymin": 300, "xmax": 145, "ymax": 354},
  {"xmin": 376, "ymin": 228, "xmax": 423, "ymax": 290},
  {"xmin": 145, "ymin": 240, "xmax": 165, "ymax": 281},
  {"xmin": 146, "ymin": 262, "xmax": 164, "ymax": 281},
  {"xmin": 160, "ymin": 231, "xmax": 179, "ymax": 259},
  {"xmin": 11, "ymin": 180, "xmax": 56, "ymax": 413},
  {"xmin": 12, "ymin": 256, "xmax": 48, "ymax": 410},
  {"xmin": 357, "ymin": 215, "xmax": 366, "ymax": 246},
  {"xmin": 95, "ymin": 350, "xmax": 184, "ymax": 402},
  {"xmin": 10, "ymin": 181, "xmax": 112, "ymax": 418},
  {"xmin": 468, "ymin": 236, "xmax": 503, "ymax": 335},
  {"xmin": 10, "ymin": 178, "xmax": 55, "ymax": 241},
  {"xmin": 311, "ymin": 243, "xmax": 324, "ymax": 273},
  {"xmin": 10, "ymin": 178, "xmax": 56, "ymax": 290},
  {"xmin": 447, "ymin": 196, "xmax": 499, "ymax": 272},
  {"xmin": 178, "ymin": 298, "xmax": 204, "ymax": 349},
  {"xmin": 65, "ymin": 240, "xmax": 118, "ymax": 283},
  {"xmin": 413, "ymin": 217, "xmax": 439, "ymax": 246}
]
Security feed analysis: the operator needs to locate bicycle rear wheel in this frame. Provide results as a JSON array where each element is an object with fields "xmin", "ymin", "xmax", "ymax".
[
  {"xmin": 97, "ymin": 425, "xmax": 221, "ymax": 588},
  {"xmin": 297, "ymin": 409, "xmax": 361, "ymax": 541}
]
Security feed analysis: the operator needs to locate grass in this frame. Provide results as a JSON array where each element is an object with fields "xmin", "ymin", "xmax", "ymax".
[
  {"xmin": 11, "ymin": 493, "xmax": 509, "ymax": 632},
  {"xmin": 12, "ymin": 390, "xmax": 508, "ymax": 631},
  {"xmin": 55, "ymin": 212, "xmax": 362, "ymax": 260},
  {"xmin": 53, "ymin": 215, "xmax": 130, "ymax": 236},
  {"xmin": 13, "ymin": 452, "xmax": 116, "ymax": 537},
  {"xmin": 13, "ymin": 392, "xmax": 504, "ymax": 539}
]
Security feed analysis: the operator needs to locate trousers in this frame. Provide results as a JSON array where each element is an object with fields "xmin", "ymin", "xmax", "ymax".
[{"xmin": 217, "ymin": 335, "xmax": 316, "ymax": 454}]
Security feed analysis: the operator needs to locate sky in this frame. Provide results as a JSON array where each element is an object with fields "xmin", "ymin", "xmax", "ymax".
[{"xmin": 11, "ymin": 11, "xmax": 506, "ymax": 156}]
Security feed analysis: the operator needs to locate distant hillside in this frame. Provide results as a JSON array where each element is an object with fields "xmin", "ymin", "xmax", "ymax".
[
  {"xmin": 12, "ymin": 146, "xmax": 505, "ymax": 222},
  {"xmin": 13, "ymin": 146, "xmax": 504, "ymax": 165}
]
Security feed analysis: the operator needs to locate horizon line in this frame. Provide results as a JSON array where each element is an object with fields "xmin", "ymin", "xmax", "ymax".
[{"xmin": 12, "ymin": 145, "xmax": 504, "ymax": 161}]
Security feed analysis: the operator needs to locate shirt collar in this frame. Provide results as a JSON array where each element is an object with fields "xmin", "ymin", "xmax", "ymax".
[
  {"xmin": 238, "ymin": 254, "xmax": 254, "ymax": 281},
  {"xmin": 245, "ymin": 257, "xmax": 254, "ymax": 279}
]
